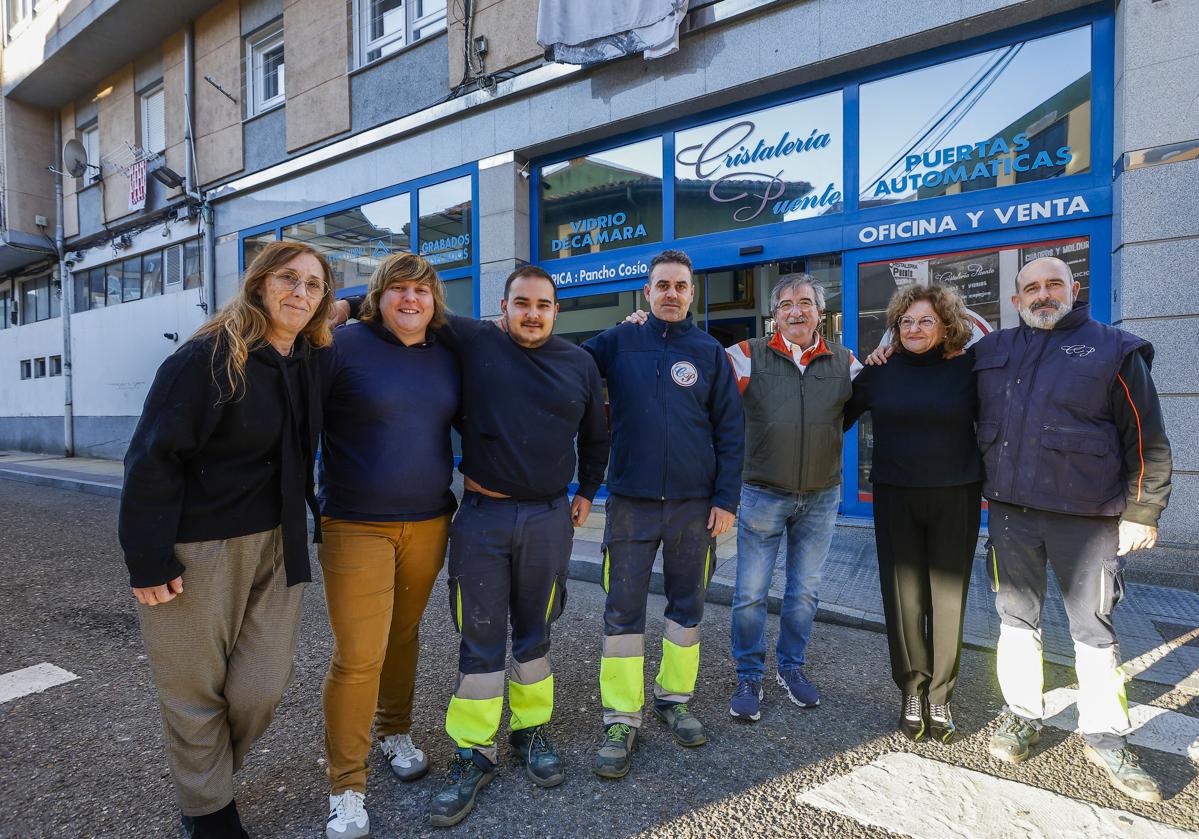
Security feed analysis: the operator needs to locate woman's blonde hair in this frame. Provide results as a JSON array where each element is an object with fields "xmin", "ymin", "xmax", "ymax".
[
  {"xmin": 191, "ymin": 240, "xmax": 334, "ymax": 402},
  {"xmin": 357, "ymin": 251, "xmax": 448, "ymax": 329},
  {"xmin": 885, "ymin": 282, "xmax": 973, "ymax": 355}
]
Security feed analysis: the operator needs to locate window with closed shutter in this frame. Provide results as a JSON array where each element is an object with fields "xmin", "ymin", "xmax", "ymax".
[{"xmin": 141, "ymin": 86, "xmax": 166, "ymax": 154}]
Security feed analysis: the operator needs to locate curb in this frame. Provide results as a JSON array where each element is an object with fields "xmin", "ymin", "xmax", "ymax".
[{"xmin": 0, "ymin": 468, "xmax": 121, "ymax": 499}]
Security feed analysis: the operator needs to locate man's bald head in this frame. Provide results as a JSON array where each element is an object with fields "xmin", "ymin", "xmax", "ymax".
[{"xmin": 1011, "ymin": 256, "xmax": 1081, "ymax": 330}]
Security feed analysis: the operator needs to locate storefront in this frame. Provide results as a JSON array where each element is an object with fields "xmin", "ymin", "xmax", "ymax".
[
  {"xmin": 236, "ymin": 163, "xmax": 480, "ymax": 316},
  {"xmin": 532, "ymin": 7, "xmax": 1112, "ymax": 518}
]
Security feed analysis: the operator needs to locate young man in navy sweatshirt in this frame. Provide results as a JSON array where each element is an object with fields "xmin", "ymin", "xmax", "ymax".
[
  {"xmin": 431, "ymin": 266, "xmax": 609, "ymax": 827},
  {"xmin": 582, "ymin": 249, "xmax": 744, "ymax": 779}
]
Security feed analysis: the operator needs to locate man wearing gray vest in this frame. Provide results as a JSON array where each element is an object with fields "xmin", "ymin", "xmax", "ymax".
[{"xmin": 725, "ymin": 274, "xmax": 861, "ymax": 720}]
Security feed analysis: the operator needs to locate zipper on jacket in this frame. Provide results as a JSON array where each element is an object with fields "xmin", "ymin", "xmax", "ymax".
[{"xmin": 659, "ymin": 347, "xmax": 668, "ymax": 500}]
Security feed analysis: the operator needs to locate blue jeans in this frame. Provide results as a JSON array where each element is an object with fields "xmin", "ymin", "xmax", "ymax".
[{"xmin": 731, "ymin": 483, "xmax": 840, "ymax": 681}]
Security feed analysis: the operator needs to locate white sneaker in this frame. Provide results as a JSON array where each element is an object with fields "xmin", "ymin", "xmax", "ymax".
[
  {"xmin": 326, "ymin": 790, "xmax": 369, "ymax": 839},
  {"xmin": 380, "ymin": 732, "xmax": 429, "ymax": 781}
]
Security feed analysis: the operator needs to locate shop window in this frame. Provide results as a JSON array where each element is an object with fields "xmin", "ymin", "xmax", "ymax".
[
  {"xmin": 104, "ymin": 265, "xmax": 122, "ymax": 307},
  {"xmin": 854, "ymin": 235, "xmax": 1090, "ymax": 499},
  {"xmin": 539, "ymin": 137, "xmax": 663, "ymax": 261},
  {"xmin": 858, "ymin": 25, "xmax": 1091, "ymax": 207},
  {"xmin": 140, "ymin": 84, "xmax": 166, "ymax": 155},
  {"xmin": 417, "ymin": 177, "xmax": 472, "ymax": 271},
  {"xmin": 0, "ymin": 281, "xmax": 12, "ymax": 328},
  {"xmin": 444, "ymin": 276, "xmax": 473, "ymax": 316},
  {"xmin": 142, "ymin": 250, "xmax": 163, "ymax": 298},
  {"xmin": 247, "ymin": 23, "xmax": 285, "ymax": 117},
  {"xmin": 355, "ymin": 0, "xmax": 446, "ymax": 66},
  {"xmin": 122, "ymin": 256, "xmax": 143, "ymax": 303},
  {"xmin": 183, "ymin": 239, "xmax": 203, "ymax": 290},
  {"xmin": 19, "ymin": 275, "xmax": 54, "ymax": 324},
  {"xmin": 89, "ymin": 267, "xmax": 108, "ymax": 309},
  {"xmin": 674, "ymin": 90, "xmax": 843, "ymax": 239},
  {"xmin": 281, "ymin": 191, "xmax": 413, "ymax": 290},
  {"xmin": 49, "ymin": 355, "xmax": 62, "ymax": 376}
]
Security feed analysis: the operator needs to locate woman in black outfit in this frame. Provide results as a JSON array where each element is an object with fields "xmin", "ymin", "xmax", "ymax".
[
  {"xmin": 844, "ymin": 283, "xmax": 983, "ymax": 744},
  {"xmin": 119, "ymin": 241, "xmax": 333, "ymax": 838}
]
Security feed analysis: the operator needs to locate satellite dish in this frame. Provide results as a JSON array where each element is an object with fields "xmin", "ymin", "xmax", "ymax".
[{"xmin": 63, "ymin": 138, "xmax": 89, "ymax": 178}]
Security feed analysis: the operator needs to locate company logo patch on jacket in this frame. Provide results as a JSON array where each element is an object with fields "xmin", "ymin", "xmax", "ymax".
[
  {"xmin": 671, "ymin": 361, "xmax": 699, "ymax": 387},
  {"xmin": 1062, "ymin": 344, "xmax": 1096, "ymax": 358}
]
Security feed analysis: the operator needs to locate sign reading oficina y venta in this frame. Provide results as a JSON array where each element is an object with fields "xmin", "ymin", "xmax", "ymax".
[{"xmin": 851, "ymin": 194, "xmax": 1094, "ymax": 245}]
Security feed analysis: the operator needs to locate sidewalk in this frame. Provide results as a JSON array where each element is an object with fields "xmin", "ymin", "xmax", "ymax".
[{"xmin": 4, "ymin": 450, "xmax": 1197, "ymax": 691}]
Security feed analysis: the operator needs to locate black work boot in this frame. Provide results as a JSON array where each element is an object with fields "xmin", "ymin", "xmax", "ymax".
[
  {"xmin": 429, "ymin": 750, "xmax": 496, "ymax": 828},
  {"xmin": 508, "ymin": 726, "xmax": 565, "ymax": 788},
  {"xmin": 593, "ymin": 722, "xmax": 637, "ymax": 779},
  {"xmin": 653, "ymin": 701, "xmax": 707, "ymax": 747}
]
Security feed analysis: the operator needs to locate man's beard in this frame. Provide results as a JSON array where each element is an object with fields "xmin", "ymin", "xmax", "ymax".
[{"xmin": 1018, "ymin": 297, "xmax": 1070, "ymax": 329}]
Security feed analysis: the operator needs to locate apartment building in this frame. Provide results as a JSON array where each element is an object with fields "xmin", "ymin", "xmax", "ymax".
[{"xmin": 0, "ymin": 0, "xmax": 1195, "ymax": 546}]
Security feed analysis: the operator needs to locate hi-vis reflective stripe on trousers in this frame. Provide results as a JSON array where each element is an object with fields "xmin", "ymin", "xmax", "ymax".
[
  {"xmin": 445, "ymin": 656, "xmax": 557, "ymax": 764},
  {"xmin": 599, "ymin": 495, "xmax": 714, "ymax": 727},
  {"xmin": 444, "ymin": 493, "xmax": 573, "ymax": 764},
  {"xmin": 997, "ymin": 625, "xmax": 1130, "ymax": 747},
  {"xmin": 601, "ymin": 620, "xmax": 701, "ymax": 727}
]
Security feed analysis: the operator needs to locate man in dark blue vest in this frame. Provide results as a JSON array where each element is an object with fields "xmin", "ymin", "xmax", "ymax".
[{"xmin": 977, "ymin": 257, "xmax": 1172, "ymax": 803}]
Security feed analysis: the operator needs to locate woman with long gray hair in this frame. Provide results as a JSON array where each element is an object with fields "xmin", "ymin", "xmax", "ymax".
[{"xmin": 119, "ymin": 240, "xmax": 333, "ymax": 838}]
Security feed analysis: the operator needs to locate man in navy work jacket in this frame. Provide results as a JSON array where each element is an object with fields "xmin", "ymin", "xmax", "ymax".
[
  {"xmin": 581, "ymin": 249, "xmax": 744, "ymax": 780},
  {"xmin": 979, "ymin": 256, "xmax": 1172, "ymax": 803}
]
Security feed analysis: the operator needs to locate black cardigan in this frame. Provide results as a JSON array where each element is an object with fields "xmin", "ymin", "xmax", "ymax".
[{"xmin": 119, "ymin": 336, "xmax": 322, "ymax": 588}]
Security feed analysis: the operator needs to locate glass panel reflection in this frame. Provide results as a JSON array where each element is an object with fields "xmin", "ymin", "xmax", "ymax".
[
  {"xmin": 418, "ymin": 176, "xmax": 473, "ymax": 271},
  {"xmin": 674, "ymin": 90, "xmax": 843, "ymax": 239},
  {"xmin": 539, "ymin": 137, "xmax": 663, "ymax": 260},
  {"xmin": 859, "ymin": 25, "xmax": 1092, "ymax": 207},
  {"xmin": 282, "ymin": 192, "xmax": 413, "ymax": 291},
  {"xmin": 854, "ymin": 235, "xmax": 1090, "ymax": 500}
]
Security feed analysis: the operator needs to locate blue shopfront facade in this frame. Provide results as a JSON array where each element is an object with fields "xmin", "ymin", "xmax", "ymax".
[{"xmin": 532, "ymin": 4, "xmax": 1114, "ymax": 518}]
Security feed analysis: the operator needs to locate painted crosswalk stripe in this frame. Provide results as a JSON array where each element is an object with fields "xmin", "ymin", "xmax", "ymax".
[
  {"xmin": 0, "ymin": 663, "xmax": 79, "ymax": 704},
  {"xmin": 800, "ymin": 752, "xmax": 1193, "ymax": 839},
  {"xmin": 1043, "ymin": 688, "xmax": 1199, "ymax": 763}
]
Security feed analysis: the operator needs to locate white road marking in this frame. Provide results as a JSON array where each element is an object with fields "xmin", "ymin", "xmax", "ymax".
[
  {"xmin": 1043, "ymin": 687, "xmax": 1199, "ymax": 763},
  {"xmin": 800, "ymin": 753, "xmax": 1194, "ymax": 839},
  {"xmin": 0, "ymin": 662, "xmax": 79, "ymax": 704}
]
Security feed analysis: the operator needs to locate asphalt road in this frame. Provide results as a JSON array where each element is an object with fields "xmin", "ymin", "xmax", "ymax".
[{"xmin": 1, "ymin": 481, "xmax": 1196, "ymax": 838}]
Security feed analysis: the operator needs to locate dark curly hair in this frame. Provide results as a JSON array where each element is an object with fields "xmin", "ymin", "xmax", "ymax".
[{"xmin": 884, "ymin": 283, "xmax": 973, "ymax": 354}]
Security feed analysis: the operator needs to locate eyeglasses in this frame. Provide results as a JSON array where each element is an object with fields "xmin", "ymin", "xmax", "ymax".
[
  {"xmin": 267, "ymin": 270, "xmax": 327, "ymax": 298},
  {"xmin": 898, "ymin": 316, "xmax": 941, "ymax": 330},
  {"xmin": 776, "ymin": 300, "xmax": 818, "ymax": 313}
]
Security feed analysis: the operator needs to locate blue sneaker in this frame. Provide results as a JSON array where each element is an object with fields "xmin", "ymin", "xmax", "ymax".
[
  {"xmin": 729, "ymin": 679, "xmax": 763, "ymax": 721},
  {"xmin": 777, "ymin": 668, "xmax": 820, "ymax": 708}
]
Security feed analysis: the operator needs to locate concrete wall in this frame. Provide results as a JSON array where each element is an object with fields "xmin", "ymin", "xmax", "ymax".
[
  {"xmin": 1113, "ymin": 0, "xmax": 1199, "ymax": 544},
  {"xmin": 283, "ymin": 0, "xmax": 350, "ymax": 152},
  {"xmin": 195, "ymin": 0, "xmax": 245, "ymax": 185},
  {"xmin": 448, "ymin": 0, "xmax": 541, "ymax": 82},
  {"xmin": 1, "ymin": 98, "xmax": 56, "ymax": 236},
  {"xmin": 0, "ymin": 317, "xmax": 64, "ymax": 418},
  {"xmin": 351, "ymin": 33, "xmax": 450, "ymax": 133}
]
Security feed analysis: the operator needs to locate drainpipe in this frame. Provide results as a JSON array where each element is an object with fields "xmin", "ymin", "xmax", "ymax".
[
  {"xmin": 184, "ymin": 22, "xmax": 216, "ymax": 317},
  {"xmin": 54, "ymin": 114, "xmax": 74, "ymax": 457},
  {"xmin": 184, "ymin": 22, "xmax": 195, "ymax": 196}
]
